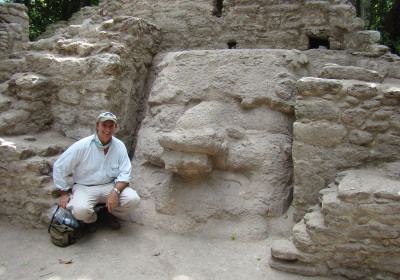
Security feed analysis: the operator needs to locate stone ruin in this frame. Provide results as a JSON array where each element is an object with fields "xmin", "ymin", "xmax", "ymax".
[{"xmin": 1, "ymin": 0, "xmax": 400, "ymax": 279}]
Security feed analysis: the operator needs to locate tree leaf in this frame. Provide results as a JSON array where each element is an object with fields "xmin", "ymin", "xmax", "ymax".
[{"xmin": 58, "ymin": 259, "xmax": 73, "ymax": 264}]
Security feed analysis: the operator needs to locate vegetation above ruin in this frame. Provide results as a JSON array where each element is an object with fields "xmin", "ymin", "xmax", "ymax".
[
  {"xmin": 5, "ymin": 0, "xmax": 99, "ymax": 40},
  {"xmin": 4, "ymin": 0, "xmax": 400, "ymax": 54}
]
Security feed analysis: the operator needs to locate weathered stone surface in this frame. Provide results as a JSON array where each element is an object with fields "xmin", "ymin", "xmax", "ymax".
[
  {"xmin": 0, "ymin": 3, "xmax": 28, "ymax": 59},
  {"xmin": 288, "ymin": 166, "xmax": 400, "ymax": 279},
  {"xmin": 1, "ymin": 1, "xmax": 400, "ymax": 279},
  {"xmin": 296, "ymin": 77, "xmax": 343, "ymax": 96},
  {"xmin": 293, "ymin": 75, "xmax": 400, "ymax": 222},
  {"xmin": 271, "ymin": 239, "xmax": 320, "ymax": 263},
  {"xmin": 98, "ymin": 0, "xmax": 370, "ymax": 53},
  {"xmin": 342, "ymin": 107, "xmax": 369, "ymax": 127},
  {"xmin": 0, "ymin": 132, "xmax": 73, "ymax": 226},
  {"xmin": 295, "ymin": 99, "xmax": 339, "ymax": 120},
  {"xmin": 131, "ymin": 50, "xmax": 295, "ymax": 239},
  {"xmin": 319, "ymin": 64, "xmax": 384, "ymax": 83},
  {"xmin": 1, "ymin": 14, "xmax": 161, "ymax": 147},
  {"xmin": 347, "ymin": 81, "xmax": 378, "ymax": 99},
  {"xmin": 294, "ymin": 121, "xmax": 347, "ymax": 147},
  {"xmin": 338, "ymin": 169, "xmax": 400, "ymax": 202},
  {"xmin": 269, "ymin": 258, "xmax": 328, "ymax": 277},
  {"xmin": 161, "ymin": 150, "xmax": 212, "ymax": 179},
  {"xmin": 347, "ymin": 129, "xmax": 374, "ymax": 145}
]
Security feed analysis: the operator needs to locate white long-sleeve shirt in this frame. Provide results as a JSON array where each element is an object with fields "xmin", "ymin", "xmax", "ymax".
[{"xmin": 53, "ymin": 134, "xmax": 131, "ymax": 191}]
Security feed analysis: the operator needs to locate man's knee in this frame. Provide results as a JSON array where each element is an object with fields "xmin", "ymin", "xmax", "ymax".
[
  {"xmin": 121, "ymin": 189, "xmax": 140, "ymax": 210},
  {"xmin": 70, "ymin": 205, "xmax": 94, "ymax": 221}
]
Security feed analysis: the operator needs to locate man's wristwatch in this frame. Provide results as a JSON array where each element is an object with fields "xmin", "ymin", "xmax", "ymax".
[{"xmin": 113, "ymin": 187, "xmax": 121, "ymax": 195}]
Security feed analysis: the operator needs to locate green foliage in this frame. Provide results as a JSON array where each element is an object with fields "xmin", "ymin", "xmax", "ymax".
[
  {"xmin": 382, "ymin": 31, "xmax": 400, "ymax": 55},
  {"xmin": 365, "ymin": 0, "xmax": 393, "ymax": 30},
  {"xmin": 5, "ymin": 0, "xmax": 99, "ymax": 41},
  {"xmin": 365, "ymin": 0, "xmax": 399, "ymax": 55}
]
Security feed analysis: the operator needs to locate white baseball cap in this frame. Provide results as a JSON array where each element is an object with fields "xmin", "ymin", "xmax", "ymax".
[{"xmin": 97, "ymin": 112, "xmax": 117, "ymax": 123}]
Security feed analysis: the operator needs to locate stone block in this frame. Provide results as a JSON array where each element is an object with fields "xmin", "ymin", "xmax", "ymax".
[
  {"xmin": 269, "ymin": 258, "xmax": 328, "ymax": 277},
  {"xmin": 295, "ymin": 99, "xmax": 339, "ymax": 120},
  {"xmin": 296, "ymin": 77, "xmax": 343, "ymax": 96},
  {"xmin": 2, "ymin": 109, "xmax": 29, "ymax": 125},
  {"xmin": 358, "ymin": 203, "xmax": 400, "ymax": 216},
  {"xmin": 319, "ymin": 65, "xmax": 384, "ymax": 83},
  {"xmin": 158, "ymin": 129, "xmax": 227, "ymax": 156},
  {"xmin": 331, "ymin": 267, "xmax": 367, "ymax": 279},
  {"xmin": 322, "ymin": 192, "xmax": 355, "ymax": 216},
  {"xmin": 324, "ymin": 214, "xmax": 353, "ymax": 229},
  {"xmin": 361, "ymin": 99, "xmax": 381, "ymax": 109},
  {"xmin": 161, "ymin": 149, "xmax": 212, "ymax": 179},
  {"xmin": 373, "ymin": 109, "xmax": 392, "ymax": 120},
  {"xmin": 305, "ymin": 211, "xmax": 349, "ymax": 244},
  {"xmin": 348, "ymin": 129, "xmax": 374, "ymax": 145},
  {"xmin": 293, "ymin": 220, "xmax": 319, "ymax": 253},
  {"xmin": 329, "ymin": 4, "xmax": 356, "ymax": 29},
  {"xmin": 347, "ymin": 81, "xmax": 378, "ymax": 99},
  {"xmin": 341, "ymin": 108, "xmax": 368, "ymax": 127},
  {"xmin": 350, "ymin": 223, "xmax": 399, "ymax": 239},
  {"xmin": 271, "ymin": 239, "xmax": 320, "ymax": 263},
  {"xmin": 294, "ymin": 120, "xmax": 347, "ymax": 147},
  {"xmin": 376, "ymin": 215, "xmax": 400, "ymax": 226},
  {"xmin": 380, "ymin": 84, "xmax": 400, "ymax": 99},
  {"xmin": 363, "ymin": 120, "xmax": 389, "ymax": 132}
]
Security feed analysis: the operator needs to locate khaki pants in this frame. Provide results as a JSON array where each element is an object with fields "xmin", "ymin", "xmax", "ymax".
[{"xmin": 67, "ymin": 183, "xmax": 140, "ymax": 223}]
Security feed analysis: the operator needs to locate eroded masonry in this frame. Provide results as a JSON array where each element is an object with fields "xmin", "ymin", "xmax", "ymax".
[{"xmin": 1, "ymin": 1, "xmax": 400, "ymax": 279}]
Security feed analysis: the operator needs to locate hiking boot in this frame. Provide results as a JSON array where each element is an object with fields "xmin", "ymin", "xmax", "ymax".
[
  {"xmin": 97, "ymin": 207, "xmax": 121, "ymax": 230},
  {"xmin": 84, "ymin": 222, "xmax": 98, "ymax": 233},
  {"xmin": 105, "ymin": 212, "xmax": 120, "ymax": 230}
]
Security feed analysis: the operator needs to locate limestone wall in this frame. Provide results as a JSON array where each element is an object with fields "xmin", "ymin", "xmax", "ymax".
[
  {"xmin": 0, "ymin": 14, "xmax": 161, "ymax": 152},
  {"xmin": 130, "ymin": 49, "xmax": 302, "ymax": 240},
  {"xmin": 271, "ymin": 164, "xmax": 400, "ymax": 280},
  {"xmin": 293, "ymin": 64, "xmax": 400, "ymax": 220},
  {"xmin": 1, "ymin": 5, "xmax": 400, "ymax": 279},
  {"xmin": 0, "ymin": 12, "xmax": 161, "ymax": 224},
  {"xmin": 127, "ymin": 49, "xmax": 400, "ymax": 240},
  {"xmin": 269, "ymin": 63, "xmax": 400, "ymax": 279},
  {"xmin": 98, "ymin": 0, "xmax": 383, "ymax": 54},
  {"xmin": 0, "ymin": 132, "xmax": 73, "ymax": 227},
  {"xmin": 0, "ymin": 3, "xmax": 29, "ymax": 59}
]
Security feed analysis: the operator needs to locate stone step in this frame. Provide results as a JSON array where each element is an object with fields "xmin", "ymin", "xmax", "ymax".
[
  {"xmin": 23, "ymin": 51, "xmax": 123, "ymax": 80},
  {"xmin": 319, "ymin": 64, "xmax": 384, "ymax": 83},
  {"xmin": 304, "ymin": 210, "xmax": 348, "ymax": 246},
  {"xmin": 269, "ymin": 257, "xmax": 328, "ymax": 277},
  {"xmin": 0, "ymin": 131, "xmax": 73, "ymax": 161},
  {"xmin": 271, "ymin": 239, "xmax": 320, "ymax": 263},
  {"xmin": 292, "ymin": 219, "xmax": 319, "ymax": 253}
]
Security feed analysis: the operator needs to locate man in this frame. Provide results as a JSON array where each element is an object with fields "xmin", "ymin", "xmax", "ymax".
[{"xmin": 53, "ymin": 112, "xmax": 140, "ymax": 231}]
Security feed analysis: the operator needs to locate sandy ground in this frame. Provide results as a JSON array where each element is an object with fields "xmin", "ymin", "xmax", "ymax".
[{"xmin": 0, "ymin": 220, "xmax": 346, "ymax": 280}]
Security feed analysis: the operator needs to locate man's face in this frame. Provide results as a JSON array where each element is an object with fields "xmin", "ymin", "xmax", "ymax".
[{"xmin": 97, "ymin": 120, "xmax": 116, "ymax": 144}]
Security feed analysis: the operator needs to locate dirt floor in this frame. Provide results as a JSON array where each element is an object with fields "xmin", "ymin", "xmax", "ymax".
[{"xmin": 0, "ymin": 219, "xmax": 347, "ymax": 280}]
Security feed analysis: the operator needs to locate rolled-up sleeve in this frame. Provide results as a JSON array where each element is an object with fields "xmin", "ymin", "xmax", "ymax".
[{"xmin": 115, "ymin": 146, "xmax": 131, "ymax": 183}]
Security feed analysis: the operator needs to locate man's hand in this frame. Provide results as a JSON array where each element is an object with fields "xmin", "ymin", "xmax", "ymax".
[
  {"xmin": 106, "ymin": 191, "xmax": 119, "ymax": 213},
  {"xmin": 106, "ymin": 182, "xmax": 128, "ymax": 213},
  {"xmin": 59, "ymin": 191, "xmax": 70, "ymax": 208}
]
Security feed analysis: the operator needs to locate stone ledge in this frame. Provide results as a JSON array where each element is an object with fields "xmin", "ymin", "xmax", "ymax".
[
  {"xmin": 337, "ymin": 169, "xmax": 400, "ymax": 202},
  {"xmin": 269, "ymin": 257, "xmax": 328, "ymax": 277},
  {"xmin": 0, "ymin": 131, "xmax": 73, "ymax": 161},
  {"xmin": 271, "ymin": 239, "xmax": 320, "ymax": 263}
]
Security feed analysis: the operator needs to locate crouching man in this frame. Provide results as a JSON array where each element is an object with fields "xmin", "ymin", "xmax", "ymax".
[{"xmin": 52, "ymin": 112, "xmax": 140, "ymax": 232}]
